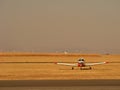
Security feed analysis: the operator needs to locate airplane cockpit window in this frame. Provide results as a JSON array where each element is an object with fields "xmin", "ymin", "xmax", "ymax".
[{"xmin": 78, "ymin": 58, "xmax": 85, "ymax": 61}]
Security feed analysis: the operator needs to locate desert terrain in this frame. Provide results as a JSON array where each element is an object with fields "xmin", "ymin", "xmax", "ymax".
[{"xmin": 0, "ymin": 53, "xmax": 120, "ymax": 80}]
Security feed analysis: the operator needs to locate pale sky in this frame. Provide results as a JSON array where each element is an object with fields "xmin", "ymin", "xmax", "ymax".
[{"xmin": 0, "ymin": 0, "xmax": 120, "ymax": 53}]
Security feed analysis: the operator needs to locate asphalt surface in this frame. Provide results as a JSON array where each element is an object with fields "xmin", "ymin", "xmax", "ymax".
[
  {"xmin": 0, "ymin": 80, "xmax": 120, "ymax": 87},
  {"xmin": 0, "ymin": 86, "xmax": 120, "ymax": 90}
]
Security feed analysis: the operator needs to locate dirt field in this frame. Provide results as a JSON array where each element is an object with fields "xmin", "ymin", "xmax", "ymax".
[{"xmin": 0, "ymin": 53, "xmax": 120, "ymax": 80}]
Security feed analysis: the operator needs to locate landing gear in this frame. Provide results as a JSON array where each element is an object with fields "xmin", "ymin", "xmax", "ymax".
[
  {"xmin": 89, "ymin": 66, "xmax": 92, "ymax": 70},
  {"xmin": 72, "ymin": 67, "xmax": 74, "ymax": 70}
]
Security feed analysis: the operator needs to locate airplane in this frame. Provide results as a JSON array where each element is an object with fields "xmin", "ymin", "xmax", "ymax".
[{"xmin": 55, "ymin": 58, "xmax": 108, "ymax": 70}]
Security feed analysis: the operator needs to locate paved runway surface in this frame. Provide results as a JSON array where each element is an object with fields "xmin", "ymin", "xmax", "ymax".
[
  {"xmin": 0, "ymin": 80, "xmax": 120, "ymax": 87},
  {"xmin": 0, "ymin": 86, "xmax": 120, "ymax": 90},
  {"xmin": 0, "ymin": 80, "xmax": 120, "ymax": 90}
]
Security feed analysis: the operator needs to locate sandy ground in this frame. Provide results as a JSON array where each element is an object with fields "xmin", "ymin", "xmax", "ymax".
[{"xmin": 0, "ymin": 54, "xmax": 120, "ymax": 80}]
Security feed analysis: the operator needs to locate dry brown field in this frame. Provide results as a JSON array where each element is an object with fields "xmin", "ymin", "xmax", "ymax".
[{"xmin": 0, "ymin": 53, "xmax": 120, "ymax": 80}]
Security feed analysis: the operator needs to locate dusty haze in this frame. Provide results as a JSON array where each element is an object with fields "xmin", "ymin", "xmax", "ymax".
[{"xmin": 0, "ymin": 0, "xmax": 120, "ymax": 53}]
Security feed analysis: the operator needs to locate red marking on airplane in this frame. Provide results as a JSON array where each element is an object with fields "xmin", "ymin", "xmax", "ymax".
[{"xmin": 78, "ymin": 63, "xmax": 85, "ymax": 67}]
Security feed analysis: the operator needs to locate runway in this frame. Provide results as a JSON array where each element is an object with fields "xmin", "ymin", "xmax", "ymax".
[
  {"xmin": 0, "ymin": 80, "xmax": 120, "ymax": 90},
  {"xmin": 0, "ymin": 80, "xmax": 120, "ymax": 87},
  {"xmin": 0, "ymin": 86, "xmax": 120, "ymax": 90}
]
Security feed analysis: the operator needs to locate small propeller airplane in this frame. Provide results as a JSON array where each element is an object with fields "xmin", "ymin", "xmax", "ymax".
[{"xmin": 55, "ymin": 58, "xmax": 108, "ymax": 70}]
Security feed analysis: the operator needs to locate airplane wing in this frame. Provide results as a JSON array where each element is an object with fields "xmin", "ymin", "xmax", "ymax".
[
  {"xmin": 85, "ymin": 62, "xmax": 108, "ymax": 66},
  {"xmin": 55, "ymin": 62, "xmax": 77, "ymax": 67}
]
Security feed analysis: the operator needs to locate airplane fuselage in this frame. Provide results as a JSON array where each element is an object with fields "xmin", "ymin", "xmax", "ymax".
[{"xmin": 78, "ymin": 63, "xmax": 85, "ymax": 67}]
